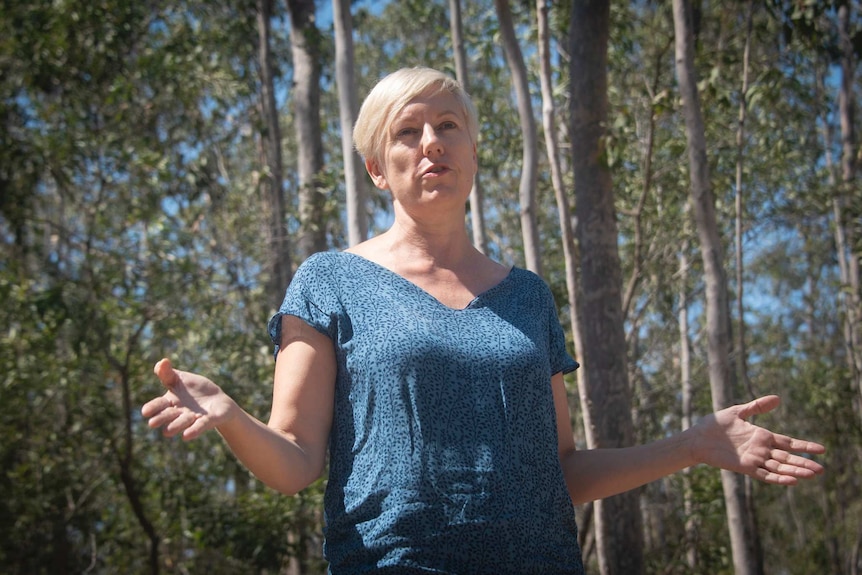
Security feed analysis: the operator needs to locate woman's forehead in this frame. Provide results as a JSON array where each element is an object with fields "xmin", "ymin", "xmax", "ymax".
[{"xmin": 394, "ymin": 91, "xmax": 463, "ymax": 119}]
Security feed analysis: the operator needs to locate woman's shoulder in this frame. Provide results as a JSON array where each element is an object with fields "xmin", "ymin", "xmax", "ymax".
[
  {"xmin": 297, "ymin": 250, "xmax": 353, "ymax": 271},
  {"xmin": 291, "ymin": 251, "xmax": 355, "ymax": 290}
]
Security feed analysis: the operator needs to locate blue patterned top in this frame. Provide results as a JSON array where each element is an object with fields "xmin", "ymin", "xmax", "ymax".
[{"xmin": 269, "ymin": 251, "xmax": 584, "ymax": 574}]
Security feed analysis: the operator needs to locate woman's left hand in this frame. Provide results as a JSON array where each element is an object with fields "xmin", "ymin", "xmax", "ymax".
[{"xmin": 691, "ymin": 395, "xmax": 826, "ymax": 485}]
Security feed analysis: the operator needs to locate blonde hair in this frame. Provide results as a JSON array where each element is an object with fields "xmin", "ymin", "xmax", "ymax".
[{"xmin": 352, "ymin": 67, "xmax": 479, "ymax": 163}]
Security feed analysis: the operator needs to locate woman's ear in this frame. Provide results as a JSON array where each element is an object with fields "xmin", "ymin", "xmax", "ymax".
[{"xmin": 365, "ymin": 158, "xmax": 389, "ymax": 190}]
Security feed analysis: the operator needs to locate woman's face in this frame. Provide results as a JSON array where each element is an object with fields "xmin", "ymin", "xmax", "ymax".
[{"xmin": 366, "ymin": 88, "xmax": 477, "ymax": 215}]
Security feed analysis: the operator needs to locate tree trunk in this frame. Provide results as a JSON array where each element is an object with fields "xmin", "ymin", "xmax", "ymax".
[
  {"xmin": 816, "ymin": 60, "xmax": 859, "ymax": 575},
  {"xmin": 333, "ymin": 0, "xmax": 368, "ymax": 246},
  {"xmin": 672, "ymin": 1, "xmax": 763, "ymax": 573},
  {"xmin": 569, "ymin": 2, "xmax": 643, "ymax": 573},
  {"xmin": 734, "ymin": 0, "xmax": 754, "ymax": 400},
  {"xmin": 536, "ymin": 0, "xmax": 583, "ymax": 358},
  {"xmin": 836, "ymin": 2, "xmax": 862, "ymax": 416},
  {"xmin": 678, "ymin": 220, "xmax": 698, "ymax": 570},
  {"xmin": 257, "ymin": 0, "xmax": 292, "ymax": 308},
  {"xmin": 494, "ymin": 0, "xmax": 541, "ymax": 275},
  {"xmin": 287, "ymin": 0, "xmax": 327, "ymax": 259},
  {"xmin": 733, "ymin": 5, "xmax": 765, "ymax": 569},
  {"xmin": 448, "ymin": 0, "xmax": 488, "ymax": 254}
]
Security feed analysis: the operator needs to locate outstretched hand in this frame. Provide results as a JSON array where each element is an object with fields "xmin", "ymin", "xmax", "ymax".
[
  {"xmin": 691, "ymin": 395, "xmax": 825, "ymax": 485},
  {"xmin": 141, "ymin": 358, "xmax": 237, "ymax": 441}
]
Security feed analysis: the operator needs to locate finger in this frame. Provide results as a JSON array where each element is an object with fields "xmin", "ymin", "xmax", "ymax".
[
  {"xmin": 738, "ymin": 395, "xmax": 781, "ymax": 419},
  {"xmin": 771, "ymin": 432, "xmax": 827, "ymax": 456},
  {"xmin": 145, "ymin": 403, "xmax": 184, "ymax": 430},
  {"xmin": 154, "ymin": 358, "xmax": 181, "ymax": 389},
  {"xmin": 181, "ymin": 414, "xmax": 208, "ymax": 441},
  {"xmin": 141, "ymin": 392, "xmax": 176, "ymax": 419},
  {"xmin": 163, "ymin": 409, "xmax": 199, "ymax": 438},
  {"xmin": 762, "ymin": 458, "xmax": 818, "ymax": 479},
  {"xmin": 770, "ymin": 450, "xmax": 825, "ymax": 475},
  {"xmin": 753, "ymin": 467, "xmax": 799, "ymax": 486}
]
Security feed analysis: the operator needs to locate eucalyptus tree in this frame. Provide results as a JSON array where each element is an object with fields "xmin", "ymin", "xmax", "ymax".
[
  {"xmin": 568, "ymin": 2, "xmax": 643, "ymax": 573},
  {"xmin": 537, "ymin": 0, "xmax": 583, "ymax": 364},
  {"xmin": 333, "ymin": 0, "xmax": 369, "ymax": 246},
  {"xmin": 494, "ymin": 0, "xmax": 542, "ymax": 275},
  {"xmin": 672, "ymin": 1, "xmax": 763, "ymax": 573},
  {"xmin": 287, "ymin": 0, "xmax": 328, "ymax": 262},
  {"xmin": 449, "ymin": 0, "xmax": 489, "ymax": 254},
  {"xmin": 259, "ymin": 0, "xmax": 293, "ymax": 308},
  {"xmin": 835, "ymin": 2, "xmax": 862, "ymax": 418}
]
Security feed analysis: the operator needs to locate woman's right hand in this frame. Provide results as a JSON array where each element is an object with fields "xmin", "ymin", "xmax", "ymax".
[{"xmin": 141, "ymin": 358, "xmax": 238, "ymax": 441}]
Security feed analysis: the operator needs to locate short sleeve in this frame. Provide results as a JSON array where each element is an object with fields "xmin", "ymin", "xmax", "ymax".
[
  {"xmin": 544, "ymin": 285, "xmax": 579, "ymax": 376},
  {"xmin": 267, "ymin": 253, "xmax": 339, "ymax": 359}
]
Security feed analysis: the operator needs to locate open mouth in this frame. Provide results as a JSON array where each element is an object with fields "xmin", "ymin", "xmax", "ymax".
[{"xmin": 424, "ymin": 165, "xmax": 447, "ymax": 175}]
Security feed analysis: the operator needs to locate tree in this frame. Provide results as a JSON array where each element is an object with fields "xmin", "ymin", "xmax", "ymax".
[
  {"xmin": 287, "ymin": 0, "xmax": 328, "ymax": 260},
  {"xmin": 536, "ymin": 0, "xmax": 582, "ymax": 356},
  {"xmin": 449, "ymin": 0, "xmax": 489, "ymax": 253},
  {"xmin": 568, "ymin": 2, "xmax": 644, "ymax": 573},
  {"xmin": 672, "ymin": 1, "xmax": 763, "ymax": 573},
  {"xmin": 835, "ymin": 2, "xmax": 862, "ymax": 417},
  {"xmin": 494, "ymin": 0, "xmax": 542, "ymax": 275},
  {"xmin": 333, "ymin": 0, "xmax": 369, "ymax": 247},
  {"xmin": 259, "ymin": 0, "xmax": 293, "ymax": 308}
]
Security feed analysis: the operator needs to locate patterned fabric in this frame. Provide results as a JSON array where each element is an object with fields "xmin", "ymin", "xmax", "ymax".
[{"xmin": 269, "ymin": 251, "xmax": 584, "ymax": 575}]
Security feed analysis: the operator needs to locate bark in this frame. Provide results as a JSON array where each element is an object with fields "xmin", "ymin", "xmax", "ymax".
[
  {"xmin": 569, "ymin": 2, "xmax": 643, "ymax": 573},
  {"xmin": 257, "ymin": 0, "xmax": 292, "ymax": 307},
  {"xmin": 287, "ymin": 0, "xmax": 327, "ymax": 259},
  {"xmin": 836, "ymin": 3, "xmax": 862, "ymax": 415},
  {"xmin": 734, "ymin": 0, "xmax": 754, "ymax": 400},
  {"xmin": 672, "ymin": 1, "xmax": 762, "ymax": 573},
  {"xmin": 677, "ymin": 222, "xmax": 698, "ymax": 570},
  {"xmin": 333, "ymin": 0, "xmax": 368, "ymax": 246},
  {"xmin": 537, "ymin": 0, "xmax": 583, "ymax": 359},
  {"xmin": 448, "ymin": 0, "xmax": 488, "ymax": 253},
  {"xmin": 733, "ymin": 5, "xmax": 765, "ymax": 569},
  {"xmin": 494, "ymin": 0, "xmax": 541, "ymax": 275},
  {"xmin": 816, "ymin": 61, "xmax": 858, "ymax": 575}
]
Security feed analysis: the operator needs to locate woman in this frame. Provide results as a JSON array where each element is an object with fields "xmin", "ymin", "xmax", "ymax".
[{"xmin": 142, "ymin": 67, "xmax": 825, "ymax": 574}]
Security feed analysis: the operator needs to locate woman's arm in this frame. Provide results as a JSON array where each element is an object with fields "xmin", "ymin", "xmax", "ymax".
[
  {"xmin": 142, "ymin": 314, "xmax": 336, "ymax": 496},
  {"xmin": 551, "ymin": 374, "xmax": 825, "ymax": 506}
]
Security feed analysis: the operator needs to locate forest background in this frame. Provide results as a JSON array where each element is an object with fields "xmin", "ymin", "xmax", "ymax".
[{"xmin": 1, "ymin": 0, "xmax": 861, "ymax": 574}]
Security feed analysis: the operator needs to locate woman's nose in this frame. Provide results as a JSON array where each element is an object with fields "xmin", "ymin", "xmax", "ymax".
[{"xmin": 421, "ymin": 124, "xmax": 443, "ymax": 156}]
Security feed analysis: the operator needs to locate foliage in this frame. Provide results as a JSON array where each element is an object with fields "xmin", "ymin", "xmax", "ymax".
[{"xmin": 1, "ymin": 0, "xmax": 858, "ymax": 573}]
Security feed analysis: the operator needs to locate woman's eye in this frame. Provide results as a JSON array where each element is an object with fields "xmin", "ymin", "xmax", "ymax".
[
  {"xmin": 439, "ymin": 121, "xmax": 457, "ymax": 130},
  {"xmin": 396, "ymin": 127, "xmax": 418, "ymax": 138}
]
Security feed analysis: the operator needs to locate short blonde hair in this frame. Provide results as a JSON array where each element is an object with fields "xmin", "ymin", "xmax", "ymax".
[{"xmin": 352, "ymin": 67, "xmax": 479, "ymax": 163}]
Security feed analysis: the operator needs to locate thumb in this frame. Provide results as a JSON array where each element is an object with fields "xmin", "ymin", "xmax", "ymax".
[
  {"xmin": 738, "ymin": 395, "xmax": 781, "ymax": 420},
  {"xmin": 153, "ymin": 358, "xmax": 181, "ymax": 389}
]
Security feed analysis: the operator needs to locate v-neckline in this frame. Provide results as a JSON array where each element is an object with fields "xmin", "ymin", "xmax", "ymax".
[{"xmin": 340, "ymin": 251, "xmax": 515, "ymax": 311}]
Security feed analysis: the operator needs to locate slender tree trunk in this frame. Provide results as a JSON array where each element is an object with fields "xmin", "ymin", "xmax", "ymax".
[
  {"xmin": 536, "ymin": 0, "xmax": 583, "ymax": 362},
  {"xmin": 449, "ymin": 0, "xmax": 488, "ymax": 254},
  {"xmin": 494, "ymin": 0, "xmax": 541, "ymax": 275},
  {"xmin": 678, "ymin": 218, "xmax": 698, "ymax": 570},
  {"xmin": 569, "ymin": 2, "xmax": 643, "ymax": 573},
  {"xmin": 734, "ymin": 0, "xmax": 754, "ymax": 400},
  {"xmin": 287, "ymin": 0, "xmax": 327, "ymax": 259},
  {"xmin": 816, "ymin": 61, "xmax": 859, "ymax": 575},
  {"xmin": 333, "ymin": 0, "xmax": 368, "ymax": 246},
  {"xmin": 672, "ymin": 1, "xmax": 762, "ymax": 573},
  {"xmin": 733, "ymin": 5, "xmax": 765, "ymax": 570},
  {"xmin": 836, "ymin": 2, "xmax": 862, "ymax": 416},
  {"xmin": 257, "ymin": 0, "xmax": 292, "ymax": 308}
]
